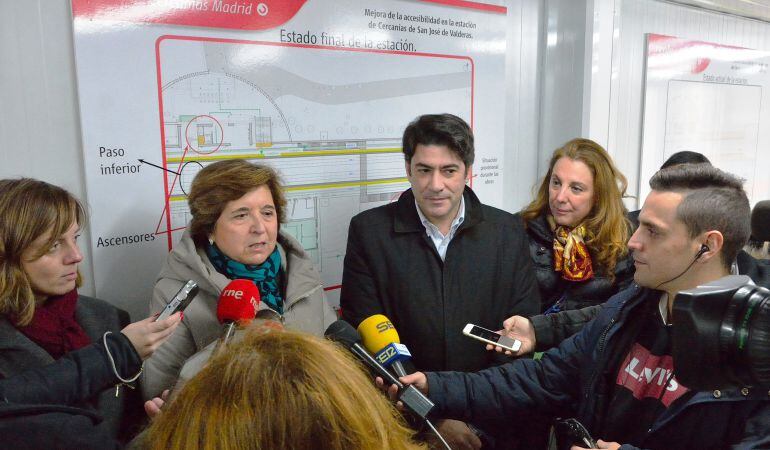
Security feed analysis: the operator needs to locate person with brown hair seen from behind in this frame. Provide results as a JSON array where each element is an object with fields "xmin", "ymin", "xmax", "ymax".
[
  {"xmin": 144, "ymin": 326, "xmax": 427, "ymax": 450},
  {"xmin": 142, "ymin": 160, "xmax": 336, "ymax": 400}
]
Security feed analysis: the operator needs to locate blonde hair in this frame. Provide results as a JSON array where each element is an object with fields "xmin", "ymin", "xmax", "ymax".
[
  {"xmin": 522, "ymin": 138, "xmax": 630, "ymax": 278},
  {"xmin": 145, "ymin": 327, "xmax": 426, "ymax": 450},
  {"xmin": 187, "ymin": 160, "xmax": 286, "ymax": 246},
  {"xmin": 0, "ymin": 178, "xmax": 85, "ymax": 325}
]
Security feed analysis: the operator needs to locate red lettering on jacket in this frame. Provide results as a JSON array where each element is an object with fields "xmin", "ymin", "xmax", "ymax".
[{"xmin": 615, "ymin": 343, "xmax": 689, "ymax": 407}]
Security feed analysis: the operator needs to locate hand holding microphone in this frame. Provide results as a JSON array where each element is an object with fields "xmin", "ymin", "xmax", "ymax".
[
  {"xmin": 356, "ymin": 314, "xmax": 430, "ymax": 413},
  {"xmin": 358, "ymin": 315, "xmax": 481, "ymax": 450},
  {"xmin": 324, "ymin": 320, "xmax": 434, "ymax": 419},
  {"xmin": 326, "ymin": 319, "xmax": 452, "ymax": 450}
]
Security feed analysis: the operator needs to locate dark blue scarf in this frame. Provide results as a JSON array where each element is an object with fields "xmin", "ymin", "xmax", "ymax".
[{"xmin": 205, "ymin": 242, "xmax": 284, "ymax": 314}]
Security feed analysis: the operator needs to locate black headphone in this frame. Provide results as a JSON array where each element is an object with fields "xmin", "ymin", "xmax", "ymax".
[{"xmin": 695, "ymin": 244, "xmax": 710, "ymax": 259}]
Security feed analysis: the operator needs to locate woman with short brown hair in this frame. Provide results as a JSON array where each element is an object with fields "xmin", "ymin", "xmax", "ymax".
[{"xmin": 143, "ymin": 159, "xmax": 336, "ymax": 399}]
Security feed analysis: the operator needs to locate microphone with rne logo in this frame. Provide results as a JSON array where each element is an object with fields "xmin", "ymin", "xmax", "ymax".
[
  {"xmin": 216, "ymin": 279, "xmax": 260, "ymax": 348},
  {"xmin": 357, "ymin": 314, "xmax": 412, "ymax": 377}
]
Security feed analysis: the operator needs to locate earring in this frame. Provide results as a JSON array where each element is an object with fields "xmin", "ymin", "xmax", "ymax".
[{"xmin": 208, "ymin": 236, "xmax": 214, "ymax": 245}]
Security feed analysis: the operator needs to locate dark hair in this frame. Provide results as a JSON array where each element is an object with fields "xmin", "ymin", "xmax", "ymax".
[
  {"xmin": 660, "ymin": 151, "xmax": 711, "ymax": 170},
  {"xmin": 402, "ymin": 114, "xmax": 474, "ymax": 168},
  {"xmin": 187, "ymin": 160, "xmax": 286, "ymax": 246},
  {"xmin": 649, "ymin": 164, "xmax": 750, "ymax": 268},
  {"xmin": 751, "ymin": 200, "xmax": 770, "ymax": 242}
]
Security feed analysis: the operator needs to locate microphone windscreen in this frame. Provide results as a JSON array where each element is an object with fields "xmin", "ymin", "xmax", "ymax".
[
  {"xmin": 357, "ymin": 314, "xmax": 400, "ymax": 354},
  {"xmin": 217, "ymin": 279, "xmax": 260, "ymax": 325},
  {"xmin": 751, "ymin": 200, "xmax": 770, "ymax": 242},
  {"xmin": 324, "ymin": 320, "xmax": 361, "ymax": 348}
]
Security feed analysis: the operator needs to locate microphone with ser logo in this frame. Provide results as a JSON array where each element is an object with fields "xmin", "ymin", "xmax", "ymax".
[{"xmin": 358, "ymin": 314, "xmax": 412, "ymax": 377}]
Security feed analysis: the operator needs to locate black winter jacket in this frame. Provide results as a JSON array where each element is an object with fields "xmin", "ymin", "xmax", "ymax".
[
  {"xmin": 520, "ymin": 212, "xmax": 635, "ymax": 314},
  {"xmin": 531, "ymin": 251, "xmax": 770, "ymax": 351},
  {"xmin": 0, "ymin": 296, "xmax": 142, "ymax": 441},
  {"xmin": 0, "ymin": 332, "xmax": 142, "ymax": 449},
  {"xmin": 427, "ymin": 285, "xmax": 770, "ymax": 449},
  {"xmin": 341, "ymin": 187, "xmax": 541, "ymax": 372}
]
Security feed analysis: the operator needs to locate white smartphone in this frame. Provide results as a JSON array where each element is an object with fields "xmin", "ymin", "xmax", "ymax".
[{"xmin": 463, "ymin": 323, "xmax": 522, "ymax": 352}]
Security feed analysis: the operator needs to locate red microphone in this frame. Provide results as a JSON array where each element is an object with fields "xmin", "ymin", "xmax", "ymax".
[{"xmin": 216, "ymin": 279, "xmax": 260, "ymax": 348}]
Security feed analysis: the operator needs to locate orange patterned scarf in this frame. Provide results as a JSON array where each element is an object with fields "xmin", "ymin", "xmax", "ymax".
[{"xmin": 549, "ymin": 216, "xmax": 594, "ymax": 282}]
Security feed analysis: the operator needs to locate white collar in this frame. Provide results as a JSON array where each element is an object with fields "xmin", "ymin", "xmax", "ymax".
[{"xmin": 415, "ymin": 196, "xmax": 465, "ymax": 236}]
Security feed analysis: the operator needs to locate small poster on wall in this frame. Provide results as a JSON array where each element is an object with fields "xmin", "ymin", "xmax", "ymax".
[{"xmin": 640, "ymin": 34, "xmax": 770, "ymax": 206}]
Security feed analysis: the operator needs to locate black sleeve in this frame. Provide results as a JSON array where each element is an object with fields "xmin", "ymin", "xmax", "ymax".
[
  {"xmin": 529, "ymin": 305, "xmax": 602, "ymax": 351},
  {"xmin": 339, "ymin": 217, "xmax": 383, "ymax": 328},
  {"xmin": 506, "ymin": 217, "xmax": 542, "ymax": 319},
  {"xmin": 0, "ymin": 332, "xmax": 141, "ymax": 406}
]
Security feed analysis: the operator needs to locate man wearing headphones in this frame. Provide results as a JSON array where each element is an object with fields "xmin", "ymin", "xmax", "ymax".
[{"xmin": 395, "ymin": 164, "xmax": 770, "ymax": 449}]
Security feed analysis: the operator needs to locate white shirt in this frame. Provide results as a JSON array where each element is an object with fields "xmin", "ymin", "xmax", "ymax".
[{"xmin": 415, "ymin": 197, "xmax": 465, "ymax": 261}]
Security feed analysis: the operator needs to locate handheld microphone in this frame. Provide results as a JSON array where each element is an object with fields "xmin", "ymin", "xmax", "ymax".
[
  {"xmin": 216, "ymin": 279, "xmax": 260, "ymax": 347},
  {"xmin": 324, "ymin": 320, "xmax": 434, "ymax": 419},
  {"xmin": 358, "ymin": 314, "xmax": 412, "ymax": 377}
]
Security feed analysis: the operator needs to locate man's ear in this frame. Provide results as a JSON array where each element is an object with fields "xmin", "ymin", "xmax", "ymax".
[
  {"xmin": 699, "ymin": 231, "xmax": 724, "ymax": 261},
  {"xmin": 405, "ymin": 160, "xmax": 411, "ymax": 177}
]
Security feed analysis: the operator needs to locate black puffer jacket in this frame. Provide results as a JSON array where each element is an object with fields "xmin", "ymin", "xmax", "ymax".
[{"xmin": 518, "ymin": 213, "xmax": 635, "ymax": 313}]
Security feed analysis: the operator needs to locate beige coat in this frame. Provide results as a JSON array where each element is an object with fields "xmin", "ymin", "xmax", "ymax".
[{"xmin": 141, "ymin": 229, "xmax": 336, "ymax": 399}]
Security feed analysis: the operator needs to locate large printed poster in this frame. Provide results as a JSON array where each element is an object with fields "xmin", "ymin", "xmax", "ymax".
[
  {"xmin": 71, "ymin": 0, "xmax": 508, "ymax": 317},
  {"xmin": 640, "ymin": 34, "xmax": 770, "ymax": 205}
]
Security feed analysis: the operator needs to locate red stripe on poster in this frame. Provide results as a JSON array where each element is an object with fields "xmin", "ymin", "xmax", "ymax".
[{"xmin": 72, "ymin": 0, "xmax": 307, "ymax": 31}]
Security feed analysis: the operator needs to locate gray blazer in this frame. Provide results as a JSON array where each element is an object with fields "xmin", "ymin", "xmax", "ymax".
[{"xmin": 0, "ymin": 295, "xmax": 141, "ymax": 442}]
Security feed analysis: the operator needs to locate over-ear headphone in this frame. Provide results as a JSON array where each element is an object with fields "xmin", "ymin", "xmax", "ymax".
[{"xmin": 695, "ymin": 244, "xmax": 710, "ymax": 259}]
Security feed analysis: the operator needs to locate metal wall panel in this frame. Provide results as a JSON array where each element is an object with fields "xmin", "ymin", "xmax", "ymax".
[{"xmin": 0, "ymin": 0, "xmax": 96, "ymax": 295}]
